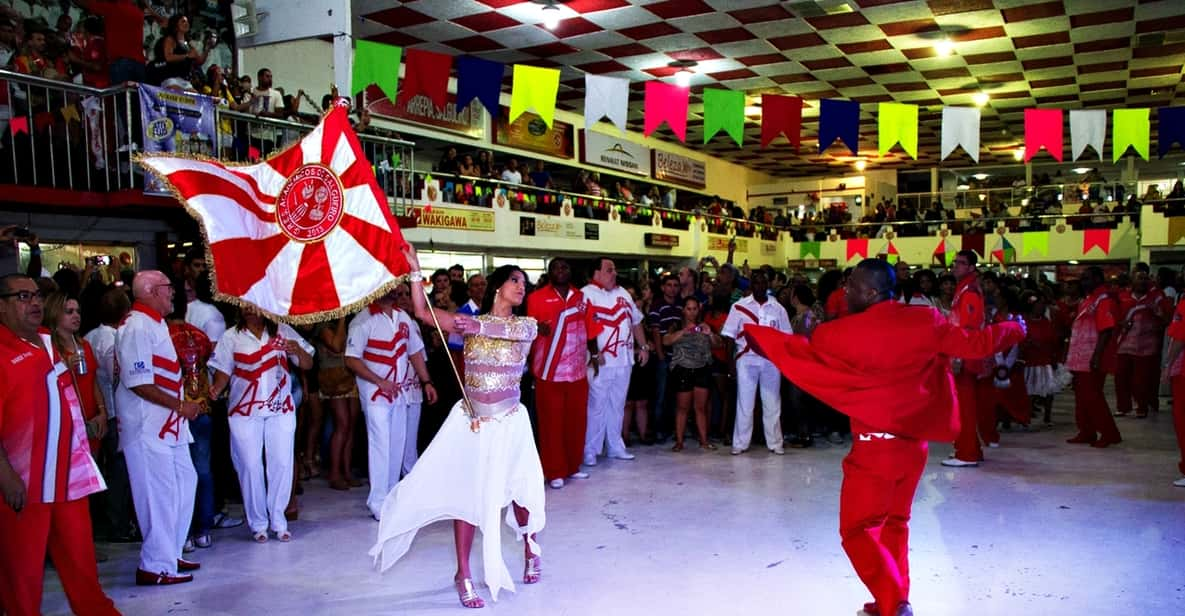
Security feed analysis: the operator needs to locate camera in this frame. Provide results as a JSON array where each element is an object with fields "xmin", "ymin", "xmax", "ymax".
[{"xmin": 93, "ymin": 255, "xmax": 111, "ymax": 266}]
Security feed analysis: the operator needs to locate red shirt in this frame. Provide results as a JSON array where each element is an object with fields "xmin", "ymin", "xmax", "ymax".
[
  {"xmin": 824, "ymin": 289, "xmax": 849, "ymax": 320},
  {"xmin": 85, "ymin": 1, "xmax": 145, "ymax": 64},
  {"xmin": 949, "ymin": 273, "xmax": 986, "ymax": 372},
  {"xmin": 1021, "ymin": 315, "xmax": 1058, "ymax": 367},
  {"xmin": 1115, "ymin": 288, "xmax": 1170, "ymax": 356},
  {"xmin": 526, "ymin": 284, "xmax": 588, "ymax": 382},
  {"xmin": 0, "ymin": 326, "xmax": 105, "ymax": 504},
  {"xmin": 1066, "ymin": 286, "xmax": 1117, "ymax": 372},
  {"xmin": 1165, "ymin": 301, "xmax": 1185, "ymax": 376},
  {"xmin": 745, "ymin": 301, "xmax": 1024, "ymax": 442}
]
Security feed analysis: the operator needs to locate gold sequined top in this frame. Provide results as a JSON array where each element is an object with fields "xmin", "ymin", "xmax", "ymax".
[{"xmin": 463, "ymin": 315, "xmax": 537, "ymax": 406}]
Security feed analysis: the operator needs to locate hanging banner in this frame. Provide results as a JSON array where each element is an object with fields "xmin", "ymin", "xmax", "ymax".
[
  {"xmin": 410, "ymin": 205, "xmax": 495, "ymax": 232},
  {"xmin": 652, "ymin": 150, "xmax": 706, "ymax": 188},
  {"xmin": 581, "ymin": 130, "xmax": 651, "ymax": 177},
  {"xmin": 494, "ymin": 108, "xmax": 573, "ymax": 158},
  {"xmin": 365, "ymin": 86, "xmax": 484, "ymax": 138},
  {"xmin": 138, "ymin": 83, "xmax": 218, "ymax": 195}
]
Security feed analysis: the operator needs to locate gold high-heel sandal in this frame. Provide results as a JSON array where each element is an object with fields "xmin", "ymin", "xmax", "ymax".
[
  {"xmin": 455, "ymin": 578, "xmax": 484, "ymax": 608},
  {"xmin": 523, "ymin": 555, "xmax": 541, "ymax": 584}
]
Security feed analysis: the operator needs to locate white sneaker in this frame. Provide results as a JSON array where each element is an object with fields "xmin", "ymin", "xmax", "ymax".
[
  {"xmin": 194, "ymin": 534, "xmax": 212, "ymax": 549},
  {"xmin": 771, "ymin": 447, "xmax": 785, "ymax": 455},
  {"xmin": 569, "ymin": 471, "xmax": 590, "ymax": 479},
  {"xmin": 549, "ymin": 479, "xmax": 565, "ymax": 489},
  {"xmin": 941, "ymin": 458, "xmax": 979, "ymax": 468},
  {"xmin": 1173, "ymin": 477, "xmax": 1185, "ymax": 487},
  {"xmin": 730, "ymin": 448, "xmax": 747, "ymax": 456},
  {"xmin": 609, "ymin": 452, "xmax": 636, "ymax": 460},
  {"xmin": 582, "ymin": 455, "xmax": 597, "ymax": 467}
]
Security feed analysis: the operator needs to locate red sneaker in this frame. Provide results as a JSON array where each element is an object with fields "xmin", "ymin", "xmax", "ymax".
[{"xmin": 177, "ymin": 559, "xmax": 201, "ymax": 572}]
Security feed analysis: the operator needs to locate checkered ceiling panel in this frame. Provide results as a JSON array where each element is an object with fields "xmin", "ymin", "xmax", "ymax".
[{"xmin": 355, "ymin": 0, "xmax": 1185, "ymax": 178}]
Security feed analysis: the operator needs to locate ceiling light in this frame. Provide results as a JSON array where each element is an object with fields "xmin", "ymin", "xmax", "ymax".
[
  {"xmin": 972, "ymin": 92, "xmax": 989, "ymax": 107},
  {"xmin": 668, "ymin": 60, "xmax": 697, "ymax": 87},
  {"xmin": 744, "ymin": 105, "xmax": 762, "ymax": 116},
  {"xmin": 855, "ymin": 159, "xmax": 867, "ymax": 171},
  {"xmin": 972, "ymin": 173, "xmax": 989, "ymax": 180},
  {"xmin": 934, "ymin": 38, "xmax": 955, "ymax": 57},
  {"xmin": 540, "ymin": 2, "xmax": 561, "ymax": 30},
  {"xmin": 1012, "ymin": 148, "xmax": 1024, "ymax": 161},
  {"xmin": 1068, "ymin": 260, "xmax": 1079, "ymax": 265},
  {"xmin": 957, "ymin": 183, "xmax": 970, "ymax": 190},
  {"xmin": 1072, "ymin": 167, "xmax": 1091, "ymax": 175}
]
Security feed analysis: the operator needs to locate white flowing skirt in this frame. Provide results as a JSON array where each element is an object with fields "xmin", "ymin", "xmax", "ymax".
[
  {"xmin": 1025, "ymin": 364, "xmax": 1064, "ymax": 397},
  {"xmin": 368, "ymin": 400, "xmax": 546, "ymax": 601}
]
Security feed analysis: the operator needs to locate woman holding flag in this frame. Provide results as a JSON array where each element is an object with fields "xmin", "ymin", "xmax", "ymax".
[{"xmin": 369, "ymin": 243, "xmax": 545, "ymax": 609}]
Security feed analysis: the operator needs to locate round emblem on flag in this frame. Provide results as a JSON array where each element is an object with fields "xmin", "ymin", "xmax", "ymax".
[{"xmin": 276, "ymin": 164, "xmax": 345, "ymax": 243}]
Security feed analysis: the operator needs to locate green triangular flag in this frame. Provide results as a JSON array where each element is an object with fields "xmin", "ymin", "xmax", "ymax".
[
  {"xmin": 800, "ymin": 241, "xmax": 821, "ymax": 259},
  {"xmin": 352, "ymin": 41, "xmax": 402, "ymax": 101},
  {"xmin": 703, "ymin": 88, "xmax": 745, "ymax": 146},
  {"xmin": 391, "ymin": 152, "xmax": 401, "ymax": 167},
  {"xmin": 878, "ymin": 102, "xmax": 919, "ymax": 158},
  {"xmin": 1113, "ymin": 108, "xmax": 1150, "ymax": 163},
  {"xmin": 1021, "ymin": 231, "xmax": 1048, "ymax": 257}
]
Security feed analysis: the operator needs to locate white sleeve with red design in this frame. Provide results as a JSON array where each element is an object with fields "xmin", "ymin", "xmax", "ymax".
[{"xmin": 208, "ymin": 332, "xmax": 234, "ymax": 378}]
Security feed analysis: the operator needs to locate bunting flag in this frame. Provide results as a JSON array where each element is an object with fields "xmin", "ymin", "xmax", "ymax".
[
  {"xmin": 819, "ymin": 99, "xmax": 859, "ymax": 155},
  {"xmin": 398, "ymin": 48, "xmax": 452, "ymax": 111},
  {"xmin": 1112, "ymin": 108, "xmax": 1150, "ymax": 162},
  {"xmin": 137, "ymin": 105, "xmax": 409, "ymax": 323},
  {"xmin": 584, "ymin": 74, "xmax": 629, "ymax": 134},
  {"xmin": 878, "ymin": 240, "xmax": 900, "ymax": 264},
  {"xmin": 1020, "ymin": 231, "xmax": 1049, "ymax": 257},
  {"xmin": 932, "ymin": 238, "xmax": 955, "ymax": 266},
  {"xmin": 33, "ymin": 111, "xmax": 54, "ymax": 131},
  {"xmin": 456, "ymin": 56, "xmax": 504, "ymax": 117},
  {"xmin": 845, "ymin": 238, "xmax": 869, "ymax": 261},
  {"xmin": 1024, "ymin": 108, "xmax": 1063, "ymax": 162},
  {"xmin": 1158, "ymin": 106, "xmax": 1185, "ymax": 158},
  {"xmin": 962, "ymin": 232, "xmax": 985, "ymax": 258},
  {"xmin": 1069, "ymin": 109, "xmax": 1105, "ymax": 161},
  {"xmin": 1083, "ymin": 228, "xmax": 1111, "ymax": 255},
  {"xmin": 9, "ymin": 115, "xmax": 27, "ymax": 135},
  {"xmin": 60, "ymin": 105, "xmax": 80, "ymax": 124},
  {"xmin": 761, "ymin": 94, "xmax": 803, "ymax": 149},
  {"xmin": 991, "ymin": 236, "xmax": 1015, "ymax": 265},
  {"xmin": 509, "ymin": 64, "xmax": 560, "ymax": 128},
  {"xmin": 941, "ymin": 107, "xmax": 980, "ymax": 162},
  {"xmin": 351, "ymin": 40, "xmax": 401, "ymax": 101},
  {"xmin": 1168, "ymin": 217, "xmax": 1185, "ymax": 245},
  {"xmin": 703, "ymin": 88, "xmax": 745, "ymax": 146},
  {"xmin": 644, "ymin": 81, "xmax": 689, "ymax": 142},
  {"xmin": 877, "ymin": 103, "xmax": 918, "ymax": 158},
  {"xmin": 800, "ymin": 241, "xmax": 821, "ymax": 259}
]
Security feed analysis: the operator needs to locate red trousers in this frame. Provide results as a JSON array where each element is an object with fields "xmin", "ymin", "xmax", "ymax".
[
  {"xmin": 1173, "ymin": 376, "xmax": 1185, "ymax": 476},
  {"xmin": 953, "ymin": 374, "xmax": 982, "ymax": 462},
  {"xmin": 0, "ymin": 497, "xmax": 120, "ymax": 616},
  {"xmin": 976, "ymin": 370, "xmax": 1031, "ymax": 435},
  {"xmin": 535, "ymin": 378, "xmax": 589, "ymax": 481},
  {"xmin": 1071, "ymin": 370, "xmax": 1121, "ymax": 442},
  {"xmin": 840, "ymin": 434, "xmax": 928, "ymax": 616},
  {"xmin": 1114, "ymin": 354, "xmax": 1158, "ymax": 415}
]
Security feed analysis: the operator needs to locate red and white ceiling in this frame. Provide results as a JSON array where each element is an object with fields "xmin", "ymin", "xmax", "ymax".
[{"xmin": 353, "ymin": 0, "xmax": 1185, "ymax": 178}]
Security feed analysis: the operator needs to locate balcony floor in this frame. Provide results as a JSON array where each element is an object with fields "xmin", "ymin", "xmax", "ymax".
[{"xmin": 42, "ymin": 393, "xmax": 1183, "ymax": 616}]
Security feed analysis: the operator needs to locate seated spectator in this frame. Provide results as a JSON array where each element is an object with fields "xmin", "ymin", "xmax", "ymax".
[
  {"xmin": 437, "ymin": 147, "xmax": 459, "ymax": 175},
  {"xmin": 528, "ymin": 160, "xmax": 551, "ymax": 189},
  {"xmin": 149, "ymin": 14, "xmax": 205, "ymax": 90},
  {"xmin": 14, "ymin": 26, "xmax": 66, "ymax": 79},
  {"xmin": 500, "ymin": 158, "xmax": 523, "ymax": 184},
  {"xmin": 457, "ymin": 153, "xmax": 478, "ymax": 177},
  {"xmin": 476, "ymin": 149, "xmax": 493, "ymax": 177},
  {"xmin": 69, "ymin": 15, "xmax": 108, "ymax": 87},
  {"xmin": 0, "ymin": 16, "xmax": 18, "ymax": 70}
]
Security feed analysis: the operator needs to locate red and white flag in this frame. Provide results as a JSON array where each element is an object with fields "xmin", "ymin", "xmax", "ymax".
[{"xmin": 139, "ymin": 106, "xmax": 409, "ymax": 323}]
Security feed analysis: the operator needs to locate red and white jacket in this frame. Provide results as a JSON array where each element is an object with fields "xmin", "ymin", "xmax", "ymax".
[
  {"xmin": 527, "ymin": 284, "xmax": 589, "ymax": 382},
  {"xmin": 581, "ymin": 281, "xmax": 642, "ymax": 369},
  {"xmin": 0, "ymin": 325, "xmax": 105, "ymax": 503},
  {"xmin": 721, "ymin": 294, "xmax": 791, "ymax": 364},
  {"xmin": 209, "ymin": 323, "xmax": 313, "ymax": 418},
  {"xmin": 115, "ymin": 302, "xmax": 190, "ymax": 448},
  {"xmin": 1066, "ymin": 286, "xmax": 1117, "ymax": 373},
  {"xmin": 346, "ymin": 305, "xmax": 424, "ymax": 405}
]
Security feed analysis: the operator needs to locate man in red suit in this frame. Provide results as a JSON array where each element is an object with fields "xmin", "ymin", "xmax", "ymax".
[
  {"xmin": 745, "ymin": 259, "xmax": 1025, "ymax": 616},
  {"xmin": 1065, "ymin": 266, "xmax": 1121, "ymax": 447},
  {"xmin": 944, "ymin": 250, "xmax": 988, "ymax": 467}
]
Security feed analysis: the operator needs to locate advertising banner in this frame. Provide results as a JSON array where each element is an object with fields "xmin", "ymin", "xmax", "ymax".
[
  {"xmin": 581, "ymin": 129, "xmax": 651, "ymax": 177},
  {"xmin": 139, "ymin": 84, "xmax": 218, "ymax": 194}
]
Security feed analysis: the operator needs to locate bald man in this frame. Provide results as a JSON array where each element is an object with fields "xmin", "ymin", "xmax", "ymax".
[
  {"xmin": 745, "ymin": 259, "xmax": 1025, "ymax": 616},
  {"xmin": 116, "ymin": 271, "xmax": 205, "ymax": 585}
]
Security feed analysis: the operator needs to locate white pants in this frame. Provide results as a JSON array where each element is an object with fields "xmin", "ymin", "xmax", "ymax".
[
  {"xmin": 363, "ymin": 398, "xmax": 411, "ymax": 518},
  {"xmin": 402, "ymin": 403, "xmax": 422, "ymax": 476},
  {"xmin": 229, "ymin": 413, "xmax": 296, "ymax": 535},
  {"xmin": 124, "ymin": 440, "xmax": 197, "ymax": 574},
  {"xmin": 585, "ymin": 364, "xmax": 632, "ymax": 460},
  {"xmin": 733, "ymin": 358, "xmax": 784, "ymax": 451}
]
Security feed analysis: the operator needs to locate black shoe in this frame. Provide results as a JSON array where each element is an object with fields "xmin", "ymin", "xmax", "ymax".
[{"xmin": 788, "ymin": 436, "xmax": 813, "ymax": 449}]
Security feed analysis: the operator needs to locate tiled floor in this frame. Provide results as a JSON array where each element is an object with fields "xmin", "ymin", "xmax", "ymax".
[{"xmin": 43, "ymin": 398, "xmax": 1184, "ymax": 615}]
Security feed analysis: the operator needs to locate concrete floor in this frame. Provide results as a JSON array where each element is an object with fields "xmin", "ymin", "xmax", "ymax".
[{"xmin": 44, "ymin": 397, "xmax": 1185, "ymax": 616}]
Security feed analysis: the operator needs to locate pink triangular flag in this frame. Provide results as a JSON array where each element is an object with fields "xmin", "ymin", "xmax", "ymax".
[
  {"xmin": 1025, "ymin": 109, "xmax": 1063, "ymax": 162},
  {"xmin": 644, "ymin": 81, "xmax": 688, "ymax": 142}
]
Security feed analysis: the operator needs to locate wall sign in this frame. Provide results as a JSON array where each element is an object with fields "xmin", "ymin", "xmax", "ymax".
[
  {"xmin": 652, "ymin": 150, "xmax": 706, "ymax": 189},
  {"xmin": 644, "ymin": 233, "xmax": 680, "ymax": 248},
  {"xmin": 410, "ymin": 205, "xmax": 494, "ymax": 232},
  {"xmin": 495, "ymin": 108, "xmax": 573, "ymax": 158},
  {"xmin": 365, "ymin": 87, "xmax": 484, "ymax": 138},
  {"xmin": 581, "ymin": 130, "xmax": 651, "ymax": 177}
]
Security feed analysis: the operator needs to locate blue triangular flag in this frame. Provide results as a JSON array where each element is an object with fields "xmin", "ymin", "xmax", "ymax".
[
  {"xmin": 819, "ymin": 99, "xmax": 859, "ymax": 156},
  {"xmin": 1158, "ymin": 106, "xmax": 1185, "ymax": 158},
  {"xmin": 456, "ymin": 56, "xmax": 504, "ymax": 117}
]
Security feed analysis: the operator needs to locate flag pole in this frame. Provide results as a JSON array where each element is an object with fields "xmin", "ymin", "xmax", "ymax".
[{"xmin": 418, "ymin": 285, "xmax": 481, "ymax": 432}]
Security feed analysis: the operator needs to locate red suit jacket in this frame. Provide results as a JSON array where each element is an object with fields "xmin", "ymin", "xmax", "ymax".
[{"xmin": 745, "ymin": 301, "xmax": 1025, "ymax": 442}]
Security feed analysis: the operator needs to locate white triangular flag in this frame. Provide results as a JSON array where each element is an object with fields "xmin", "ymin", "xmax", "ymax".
[
  {"xmin": 941, "ymin": 107, "xmax": 980, "ymax": 162},
  {"xmin": 1070, "ymin": 109, "xmax": 1105, "ymax": 161},
  {"xmin": 584, "ymin": 74, "xmax": 629, "ymax": 134}
]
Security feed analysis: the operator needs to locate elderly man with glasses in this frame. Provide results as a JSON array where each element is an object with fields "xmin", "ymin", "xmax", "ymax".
[
  {"xmin": 0, "ymin": 273, "xmax": 119, "ymax": 615},
  {"xmin": 116, "ymin": 270, "xmax": 205, "ymax": 585}
]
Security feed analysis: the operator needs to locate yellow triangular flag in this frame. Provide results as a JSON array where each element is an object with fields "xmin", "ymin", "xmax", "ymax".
[
  {"xmin": 510, "ymin": 64, "xmax": 561, "ymax": 128},
  {"xmin": 60, "ymin": 105, "xmax": 80, "ymax": 124},
  {"xmin": 1113, "ymin": 108, "xmax": 1150, "ymax": 162},
  {"xmin": 1021, "ymin": 231, "xmax": 1048, "ymax": 256},
  {"xmin": 878, "ymin": 102, "xmax": 918, "ymax": 158}
]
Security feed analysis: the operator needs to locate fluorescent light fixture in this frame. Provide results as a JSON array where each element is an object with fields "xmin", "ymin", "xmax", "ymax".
[
  {"xmin": 1072, "ymin": 167, "xmax": 1091, "ymax": 175},
  {"xmin": 978, "ymin": 193, "xmax": 986, "ymax": 201},
  {"xmin": 972, "ymin": 173, "xmax": 989, "ymax": 180},
  {"xmin": 957, "ymin": 183, "xmax": 970, "ymax": 190},
  {"xmin": 541, "ymin": 3, "xmax": 561, "ymax": 30},
  {"xmin": 1068, "ymin": 260, "xmax": 1079, "ymax": 265},
  {"xmin": 934, "ymin": 38, "xmax": 955, "ymax": 57},
  {"xmin": 972, "ymin": 92, "xmax": 989, "ymax": 107}
]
